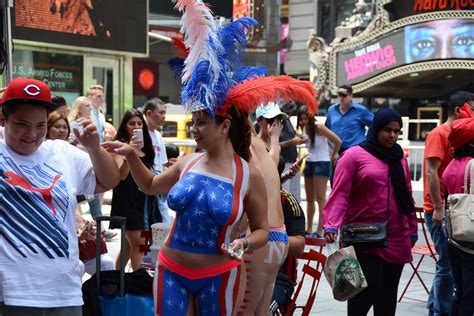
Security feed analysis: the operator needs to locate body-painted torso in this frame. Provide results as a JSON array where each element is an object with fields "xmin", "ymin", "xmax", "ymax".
[{"xmin": 166, "ymin": 153, "xmax": 249, "ymax": 255}]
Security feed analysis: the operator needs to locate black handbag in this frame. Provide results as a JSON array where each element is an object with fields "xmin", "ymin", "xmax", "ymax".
[
  {"xmin": 341, "ymin": 176, "xmax": 390, "ymax": 248},
  {"xmin": 341, "ymin": 222, "xmax": 388, "ymax": 248}
]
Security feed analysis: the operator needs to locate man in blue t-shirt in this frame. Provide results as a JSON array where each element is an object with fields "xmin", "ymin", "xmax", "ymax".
[{"xmin": 325, "ymin": 85, "xmax": 373, "ymax": 155}]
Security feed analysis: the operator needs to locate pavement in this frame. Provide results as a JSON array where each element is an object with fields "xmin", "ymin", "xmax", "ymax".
[{"xmin": 83, "ymin": 185, "xmax": 434, "ymax": 316}]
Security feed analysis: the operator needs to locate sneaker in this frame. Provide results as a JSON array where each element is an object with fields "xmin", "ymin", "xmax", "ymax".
[{"xmin": 103, "ymin": 229, "xmax": 118, "ymax": 241}]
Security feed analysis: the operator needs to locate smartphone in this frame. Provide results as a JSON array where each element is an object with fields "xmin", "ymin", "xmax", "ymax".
[
  {"xmin": 295, "ymin": 153, "xmax": 308, "ymax": 166},
  {"xmin": 133, "ymin": 129, "xmax": 144, "ymax": 148}
]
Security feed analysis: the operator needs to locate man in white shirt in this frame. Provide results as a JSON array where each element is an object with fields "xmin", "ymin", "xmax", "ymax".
[
  {"xmin": 143, "ymin": 98, "xmax": 171, "ymax": 223},
  {"xmin": 0, "ymin": 78, "xmax": 119, "ymax": 315},
  {"xmin": 86, "ymin": 84, "xmax": 116, "ymax": 240},
  {"xmin": 86, "ymin": 85, "xmax": 106, "ymax": 143}
]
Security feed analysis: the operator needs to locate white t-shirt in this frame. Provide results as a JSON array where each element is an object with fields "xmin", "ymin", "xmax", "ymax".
[
  {"xmin": 304, "ymin": 132, "xmax": 330, "ymax": 162},
  {"xmin": 148, "ymin": 129, "xmax": 168, "ymax": 173},
  {"xmin": 0, "ymin": 139, "xmax": 96, "ymax": 307}
]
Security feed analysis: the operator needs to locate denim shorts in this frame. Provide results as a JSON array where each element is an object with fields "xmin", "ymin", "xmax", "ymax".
[{"xmin": 303, "ymin": 161, "xmax": 331, "ymax": 178}]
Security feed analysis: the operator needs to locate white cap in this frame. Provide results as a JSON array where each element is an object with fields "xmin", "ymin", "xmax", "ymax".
[{"xmin": 255, "ymin": 102, "xmax": 289, "ymax": 120}]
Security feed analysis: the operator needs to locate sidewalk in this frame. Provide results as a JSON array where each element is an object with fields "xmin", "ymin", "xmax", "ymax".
[{"xmin": 92, "ymin": 186, "xmax": 434, "ymax": 315}]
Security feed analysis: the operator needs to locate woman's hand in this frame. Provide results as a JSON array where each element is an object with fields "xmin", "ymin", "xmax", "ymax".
[
  {"xmin": 324, "ymin": 232, "xmax": 337, "ymax": 243},
  {"xmin": 77, "ymin": 220, "xmax": 96, "ymax": 241},
  {"xmin": 73, "ymin": 118, "xmax": 100, "ymax": 152},
  {"xmin": 130, "ymin": 134, "xmax": 144, "ymax": 149},
  {"xmin": 268, "ymin": 120, "xmax": 283, "ymax": 140},
  {"xmin": 291, "ymin": 135, "xmax": 305, "ymax": 146},
  {"xmin": 221, "ymin": 238, "xmax": 247, "ymax": 261},
  {"xmin": 102, "ymin": 141, "xmax": 135, "ymax": 157}
]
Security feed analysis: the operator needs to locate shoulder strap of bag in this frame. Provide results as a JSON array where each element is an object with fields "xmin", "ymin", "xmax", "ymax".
[{"xmin": 466, "ymin": 159, "xmax": 474, "ymax": 195}]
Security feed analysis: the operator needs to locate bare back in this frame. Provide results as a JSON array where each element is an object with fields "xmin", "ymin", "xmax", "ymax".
[{"xmin": 250, "ymin": 135, "xmax": 285, "ymax": 227}]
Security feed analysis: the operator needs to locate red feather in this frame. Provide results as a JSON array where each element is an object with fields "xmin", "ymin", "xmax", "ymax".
[
  {"xmin": 224, "ymin": 76, "xmax": 318, "ymax": 115},
  {"xmin": 171, "ymin": 37, "xmax": 189, "ymax": 58}
]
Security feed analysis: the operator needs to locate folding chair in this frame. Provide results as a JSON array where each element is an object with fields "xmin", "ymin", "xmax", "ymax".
[
  {"xmin": 398, "ymin": 207, "xmax": 437, "ymax": 302},
  {"xmin": 304, "ymin": 236, "xmax": 326, "ymax": 254},
  {"xmin": 275, "ymin": 237, "xmax": 327, "ymax": 316},
  {"xmin": 282, "ymin": 249, "xmax": 327, "ymax": 316}
]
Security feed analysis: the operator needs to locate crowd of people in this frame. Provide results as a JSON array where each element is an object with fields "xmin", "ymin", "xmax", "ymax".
[
  {"xmin": 1, "ymin": 79, "xmax": 474, "ymax": 316},
  {"xmin": 1, "ymin": 1, "xmax": 474, "ymax": 316},
  {"xmin": 0, "ymin": 74, "xmax": 474, "ymax": 315}
]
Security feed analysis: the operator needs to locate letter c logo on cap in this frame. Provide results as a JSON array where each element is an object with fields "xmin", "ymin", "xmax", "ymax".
[{"xmin": 23, "ymin": 84, "xmax": 41, "ymax": 96}]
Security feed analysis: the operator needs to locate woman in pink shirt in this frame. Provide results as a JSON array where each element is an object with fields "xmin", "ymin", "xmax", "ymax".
[
  {"xmin": 324, "ymin": 108, "xmax": 417, "ymax": 316},
  {"xmin": 442, "ymin": 116, "xmax": 474, "ymax": 316}
]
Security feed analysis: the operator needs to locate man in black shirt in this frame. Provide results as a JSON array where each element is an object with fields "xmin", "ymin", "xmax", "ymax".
[{"xmin": 279, "ymin": 102, "xmax": 305, "ymax": 201}]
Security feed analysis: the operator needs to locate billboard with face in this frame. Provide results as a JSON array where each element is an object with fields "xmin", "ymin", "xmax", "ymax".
[
  {"xmin": 336, "ymin": 19, "xmax": 474, "ymax": 86},
  {"xmin": 404, "ymin": 19, "xmax": 474, "ymax": 63}
]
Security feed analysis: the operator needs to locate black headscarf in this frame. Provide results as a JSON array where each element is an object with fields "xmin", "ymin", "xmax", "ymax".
[{"xmin": 359, "ymin": 108, "xmax": 415, "ymax": 214}]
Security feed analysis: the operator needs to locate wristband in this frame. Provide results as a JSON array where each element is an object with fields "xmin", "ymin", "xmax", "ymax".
[{"xmin": 243, "ymin": 237, "xmax": 250, "ymax": 251}]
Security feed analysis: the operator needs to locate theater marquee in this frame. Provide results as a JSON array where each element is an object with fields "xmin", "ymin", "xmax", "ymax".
[{"xmin": 384, "ymin": 0, "xmax": 474, "ymax": 22}]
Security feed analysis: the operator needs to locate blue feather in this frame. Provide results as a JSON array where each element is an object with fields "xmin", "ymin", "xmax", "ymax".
[
  {"xmin": 167, "ymin": 58, "xmax": 185, "ymax": 80},
  {"xmin": 232, "ymin": 66, "xmax": 268, "ymax": 84},
  {"xmin": 219, "ymin": 17, "xmax": 258, "ymax": 73},
  {"xmin": 180, "ymin": 15, "xmax": 262, "ymax": 115},
  {"xmin": 181, "ymin": 60, "xmax": 231, "ymax": 116}
]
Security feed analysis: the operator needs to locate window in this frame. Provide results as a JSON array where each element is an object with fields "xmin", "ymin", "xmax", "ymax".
[
  {"xmin": 186, "ymin": 121, "xmax": 194, "ymax": 139},
  {"xmin": 162, "ymin": 121, "xmax": 178, "ymax": 137}
]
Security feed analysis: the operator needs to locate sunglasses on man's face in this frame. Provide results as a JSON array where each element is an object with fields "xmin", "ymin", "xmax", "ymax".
[{"xmin": 338, "ymin": 94, "xmax": 348, "ymax": 98}]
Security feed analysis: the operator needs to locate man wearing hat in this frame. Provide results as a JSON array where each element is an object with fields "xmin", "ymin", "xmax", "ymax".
[
  {"xmin": 0, "ymin": 78, "xmax": 119, "ymax": 315},
  {"xmin": 325, "ymin": 84, "xmax": 373, "ymax": 155},
  {"xmin": 423, "ymin": 91, "xmax": 474, "ymax": 316},
  {"xmin": 441, "ymin": 110, "xmax": 474, "ymax": 316}
]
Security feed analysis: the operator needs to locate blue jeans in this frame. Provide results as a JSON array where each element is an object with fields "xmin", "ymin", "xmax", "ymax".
[
  {"xmin": 424, "ymin": 212, "xmax": 454, "ymax": 316},
  {"xmin": 88, "ymin": 193, "xmax": 102, "ymax": 219}
]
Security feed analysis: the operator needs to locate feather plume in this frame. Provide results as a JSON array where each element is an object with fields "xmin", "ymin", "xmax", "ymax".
[
  {"xmin": 232, "ymin": 66, "xmax": 268, "ymax": 84},
  {"xmin": 174, "ymin": 0, "xmax": 222, "ymax": 84},
  {"xmin": 167, "ymin": 57, "xmax": 185, "ymax": 79},
  {"xmin": 218, "ymin": 17, "xmax": 258, "ymax": 73},
  {"xmin": 182, "ymin": 60, "xmax": 230, "ymax": 116},
  {"xmin": 171, "ymin": 37, "xmax": 189, "ymax": 58},
  {"xmin": 224, "ymin": 76, "xmax": 318, "ymax": 115}
]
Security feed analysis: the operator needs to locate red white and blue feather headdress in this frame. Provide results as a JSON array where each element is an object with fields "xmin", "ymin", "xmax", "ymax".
[{"xmin": 174, "ymin": 0, "xmax": 318, "ymax": 116}]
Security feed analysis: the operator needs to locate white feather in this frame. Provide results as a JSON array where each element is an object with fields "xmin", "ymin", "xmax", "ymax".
[{"xmin": 175, "ymin": 0, "xmax": 222, "ymax": 85}]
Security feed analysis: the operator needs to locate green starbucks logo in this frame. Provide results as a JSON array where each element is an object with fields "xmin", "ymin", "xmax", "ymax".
[{"xmin": 335, "ymin": 258, "xmax": 368, "ymax": 293}]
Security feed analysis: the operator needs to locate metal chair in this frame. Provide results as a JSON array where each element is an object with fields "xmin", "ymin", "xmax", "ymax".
[
  {"xmin": 398, "ymin": 207, "xmax": 437, "ymax": 302},
  {"xmin": 280, "ymin": 237, "xmax": 327, "ymax": 316}
]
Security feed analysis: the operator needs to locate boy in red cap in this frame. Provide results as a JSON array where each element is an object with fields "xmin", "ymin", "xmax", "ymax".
[{"xmin": 0, "ymin": 78, "xmax": 119, "ymax": 315}]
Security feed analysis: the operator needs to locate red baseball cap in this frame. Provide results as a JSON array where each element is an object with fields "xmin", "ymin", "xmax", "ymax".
[{"xmin": 0, "ymin": 78, "xmax": 53, "ymax": 108}]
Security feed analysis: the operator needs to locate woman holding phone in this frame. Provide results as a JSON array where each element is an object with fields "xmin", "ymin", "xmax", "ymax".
[
  {"xmin": 297, "ymin": 107, "xmax": 341, "ymax": 236},
  {"xmin": 109, "ymin": 109, "xmax": 157, "ymax": 270}
]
